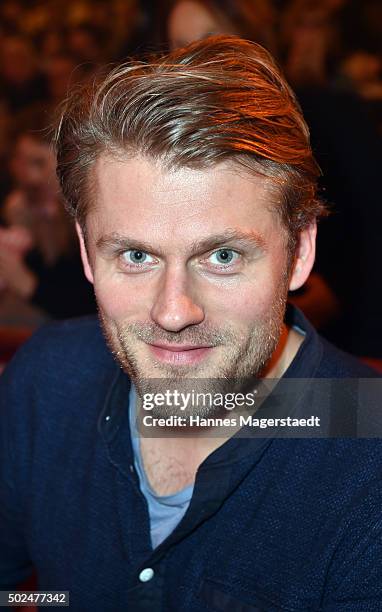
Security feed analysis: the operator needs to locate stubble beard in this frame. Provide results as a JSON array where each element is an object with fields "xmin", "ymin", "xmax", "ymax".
[{"xmin": 97, "ymin": 281, "xmax": 289, "ymax": 420}]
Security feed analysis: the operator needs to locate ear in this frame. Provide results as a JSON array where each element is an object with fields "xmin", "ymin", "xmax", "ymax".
[
  {"xmin": 289, "ymin": 223, "xmax": 316, "ymax": 291},
  {"xmin": 75, "ymin": 221, "xmax": 94, "ymax": 284}
]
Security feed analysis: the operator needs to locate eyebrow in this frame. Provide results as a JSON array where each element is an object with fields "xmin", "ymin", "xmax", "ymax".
[{"xmin": 96, "ymin": 229, "xmax": 267, "ymax": 257}]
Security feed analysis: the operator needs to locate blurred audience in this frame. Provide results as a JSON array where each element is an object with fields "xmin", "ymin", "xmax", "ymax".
[
  {"xmin": 0, "ymin": 0, "xmax": 145, "ymax": 331},
  {"xmin": 280, "ymin": 0, "xmax": 345, "ymax": 87},
  {"xmin": 0, "ymin": 117, "xmax": 95, "ymax": 323},
  {"xmin": 0, "ymin": 35, "xmax": 47, "ymax": 113}
]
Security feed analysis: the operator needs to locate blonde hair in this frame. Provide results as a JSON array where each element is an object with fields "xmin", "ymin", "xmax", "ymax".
[{"xmin": 55, "ymin": 35, "xmax": 325, "ymax": 248}]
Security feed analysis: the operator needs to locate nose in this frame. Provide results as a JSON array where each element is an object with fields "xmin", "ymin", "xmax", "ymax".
[{"xmin": 150, "ymin": 267, "xmax": 205, "ymax": 332}]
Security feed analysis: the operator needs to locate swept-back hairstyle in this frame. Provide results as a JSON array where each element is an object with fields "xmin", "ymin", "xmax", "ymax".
[{"xmin": 55, "ymin": 35, "xmax": 325, "ymax": 250}]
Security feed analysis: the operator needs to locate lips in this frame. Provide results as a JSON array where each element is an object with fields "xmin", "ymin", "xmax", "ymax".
[{"xmin": 148, "ymin": 343, "xmax": 214, "ymax": 365}]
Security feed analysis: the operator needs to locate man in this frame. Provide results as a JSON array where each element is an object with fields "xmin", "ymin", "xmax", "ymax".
[{"xmin": 1, "ymin": 36, "xmax": 381, "ymax": 611}]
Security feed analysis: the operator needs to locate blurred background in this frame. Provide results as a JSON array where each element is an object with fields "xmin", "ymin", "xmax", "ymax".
[{"xmin": 0, "ymin": 0, "xmax": 381, "ymax": 369}]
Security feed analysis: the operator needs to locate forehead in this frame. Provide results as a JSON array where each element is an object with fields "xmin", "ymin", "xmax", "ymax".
[{"xmin": 88, "ymin": 153, "xmax": 284, "ymax": 248}]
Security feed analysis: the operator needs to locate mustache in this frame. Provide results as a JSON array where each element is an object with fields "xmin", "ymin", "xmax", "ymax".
[{"xmin": 117, "ymin": 322, "xmax": 235, "ymax": 346}]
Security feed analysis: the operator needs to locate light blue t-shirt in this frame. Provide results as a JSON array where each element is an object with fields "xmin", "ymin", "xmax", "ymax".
[{"xmin": 128, "ymin": 384, "xmax": 194, "ymax": 549}]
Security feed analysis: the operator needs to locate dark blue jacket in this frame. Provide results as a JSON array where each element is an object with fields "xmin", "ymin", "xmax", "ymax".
[{"xmin": 1, "ymin": 308, "xmax": 382, "ymax": 611}]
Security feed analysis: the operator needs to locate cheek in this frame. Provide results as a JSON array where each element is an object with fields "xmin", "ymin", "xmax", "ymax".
[
  {"xmin": 202, "ymin": 274, "xmax": 281, "ymax": 331},
  {"xmin": 224, "ymin": 285, "xmax": 277, "ymax": 327},
  {"xmin": 219, "ymin": 263, "xmax": 287, "ymax": 327},
  {"xmin": 93, "ymin": 274, "xmax": 144, "ymax": 321}
]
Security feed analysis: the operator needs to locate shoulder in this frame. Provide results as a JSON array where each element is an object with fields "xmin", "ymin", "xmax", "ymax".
[
  {"xmin": 0, "ymin": 316, "xmax": 117, "ymax": 406},
  {"xmin": 287, "ymin": 304, "xmax": 380, "ymax": 378},
  {"xmin": 11, "ymin": 315, "xmax": 109, "ymax": 361},
  {"xmin": 0, "ymin": 318, "xmax": 123, "ymax": 519}
]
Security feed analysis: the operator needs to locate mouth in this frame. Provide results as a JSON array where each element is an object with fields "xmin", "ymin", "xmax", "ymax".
[{"xmin": 148, "ymin": 342, "xmax": 214, "ymax": 365}]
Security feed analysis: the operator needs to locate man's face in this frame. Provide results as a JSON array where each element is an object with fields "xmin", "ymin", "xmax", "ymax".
[{"xmin": 80, "ymin": 155, "xmax": 302, "ymax": 391}]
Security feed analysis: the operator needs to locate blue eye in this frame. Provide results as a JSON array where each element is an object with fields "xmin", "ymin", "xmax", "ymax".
[
  {"xmin": 122, "ymin": 250, "xmax": 154, "ymax": 265},
  {"xmin": 209, "ymin": 249, "xmax": 239, "ymax": 265}
]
